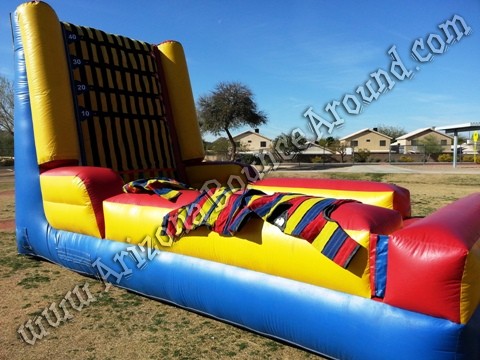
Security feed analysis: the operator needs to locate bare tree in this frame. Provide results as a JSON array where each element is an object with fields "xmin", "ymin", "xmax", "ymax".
[
  {"xmin": 318, "ymin": 137, "xmax": 348, "ymax": 163},
  {"xmin": 375, "ymin": 124, "xmax": 405, "ymax": 141},
  {"xmin": 0, "ymin": 76, "xmax": 14, "ymax": 136}
]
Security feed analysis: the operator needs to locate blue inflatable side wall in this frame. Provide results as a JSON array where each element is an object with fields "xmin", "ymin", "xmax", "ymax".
[{"xmin": 12, "ymin": 11, "xmax": 480, "ymax": 360}]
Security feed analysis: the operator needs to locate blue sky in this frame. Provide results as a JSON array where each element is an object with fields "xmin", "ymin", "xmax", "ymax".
[{"xmin": 2, "ymin": 1, "xmax": 479, "ymax": 142}]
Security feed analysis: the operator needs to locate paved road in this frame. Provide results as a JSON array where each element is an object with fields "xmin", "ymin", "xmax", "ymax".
[
  {"xmin": 0, "ymin": 167, "xmax": 14, "ymax": 177},
  {"xmin": 274, "ymin": 163, "xmax": 480, "ymax": 174},
  {"xmin": 2, "ymin": 164, "xmax": 479, "ymax": 176},
  {"xmin": 319, "ymin": 164, "xmax": 416, "ymax": 173}
]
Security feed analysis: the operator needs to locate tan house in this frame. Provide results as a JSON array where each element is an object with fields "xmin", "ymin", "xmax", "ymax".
[
  {"xmin": 392, "ymin": 127, "xmax": 453, "ymax": 154},
  {"xmin": 340, "ymin": 128, "xmax": 392, "ymax": 154},
  {"xmin": 233, "ymin": 129, "xmax": 272, "ymax": 153}
]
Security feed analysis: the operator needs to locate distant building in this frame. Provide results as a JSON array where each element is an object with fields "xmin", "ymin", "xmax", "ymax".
[
  {"xmin": 455, "ymin": 140, "xmax": 479, "ymax": 155},
  {"xmin": 293, "ymin": 142, "xmax": 336, "ymax": 163},
  {"xmin": 233, "ymin": 129, "xmax": 272, "ymax": 154},
  {"xmin": 340, "ymin": 128, "xmax": 392, "ymax": 154},
  {"xmin": 300, "ymin": 142, "xmax": 335, "ymax": 156},
  {"xmin": 392, "ymin": 127, "xmax": 453, "ymax": 154}
]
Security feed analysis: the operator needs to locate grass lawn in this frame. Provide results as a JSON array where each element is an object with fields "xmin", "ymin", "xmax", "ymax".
[{"xmin": 1, "ymin": 169, "xmax": 479, "ymax": 359}]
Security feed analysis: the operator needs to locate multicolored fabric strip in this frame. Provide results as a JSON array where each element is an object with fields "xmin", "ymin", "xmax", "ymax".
[
  {"xmin": 123, "ymin": 177, "xmax": 193, "ymax": 200},
  {"xmin": 159, "ymin": 187, "xmax": 361, "ymax": 268}
]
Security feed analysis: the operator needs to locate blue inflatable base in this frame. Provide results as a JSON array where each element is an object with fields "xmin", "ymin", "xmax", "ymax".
[{"xmin": 16, "ymin": 229, "xmax": 480, "ymax": 360}]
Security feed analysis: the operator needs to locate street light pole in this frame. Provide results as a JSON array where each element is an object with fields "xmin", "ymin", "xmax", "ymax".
[{"xmin": 452, "ymin": 130, "xmax": 458, "ymax": 168}]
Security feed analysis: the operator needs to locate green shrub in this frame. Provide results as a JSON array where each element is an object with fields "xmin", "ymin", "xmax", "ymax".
[
  {"xmin": 399, "ymin": 156, "xmax": 414, "ymax": 162},
  {"xmin": 438, "ymin": 154, "xmax": 452, "ymax": 162},
  {"xmin": 463, "ymin": 155, "xmax": 474, "ymax": 162},
  {"xmin": 0, "ymin": 157, "xmax": 14, "ymax": 166},
  {"xmin": 0, "ymin": 133, "xmax": 14, "ymax": 157},
  {"xmin": 462, "ymin": 154, "xmax": 480, "ymax": 163},
  {"xmin": 237, "ymin": 154, "xmax": 256, "ymax": 164},
  {"xmin": 353, "ymin": 149, "xmax": 370, "ymax": 163}
]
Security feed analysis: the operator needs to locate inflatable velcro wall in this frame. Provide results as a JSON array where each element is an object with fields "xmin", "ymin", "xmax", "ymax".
[{"xmin": 12, "ymin": 2, "xmax": 479, "ymax": 359}]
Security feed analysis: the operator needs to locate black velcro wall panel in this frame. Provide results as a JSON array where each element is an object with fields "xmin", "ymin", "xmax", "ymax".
[{"xmin": 62, "ymin": 22, "xmax": 178, "ymax": 182}]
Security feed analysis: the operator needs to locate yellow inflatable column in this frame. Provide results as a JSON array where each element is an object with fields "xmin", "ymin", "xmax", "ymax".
[
  {"xmin": 158, "ymin": 41, "xmax": 204, "ymax": 162},
  {"xmin": 17, "ymin": 1, "xmax": 80, "ymax": 166}
]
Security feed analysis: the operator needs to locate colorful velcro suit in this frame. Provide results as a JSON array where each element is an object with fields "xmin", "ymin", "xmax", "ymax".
[
  {"xmin": 159, "ymin": 187, "xmax": 360, "ymax": 268},
  {"xmin": 123, "ymin": 177, "xmax": 193, "ymax": 200}
]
